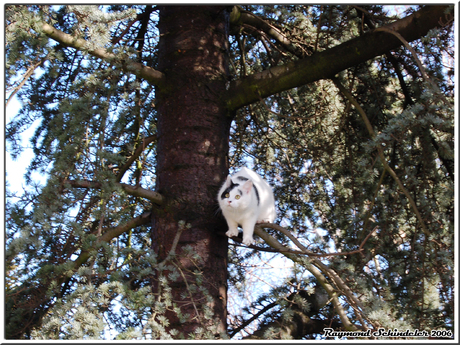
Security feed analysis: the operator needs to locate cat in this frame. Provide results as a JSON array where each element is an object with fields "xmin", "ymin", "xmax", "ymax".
[{"xmin": 218, "ymin": 167, "xmax": 276, "ymax": 245}]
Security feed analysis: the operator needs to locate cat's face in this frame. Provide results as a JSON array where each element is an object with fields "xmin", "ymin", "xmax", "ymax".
[{"xmin": 219, "ymin": 176, "xmax": 253, "ymax": 211}]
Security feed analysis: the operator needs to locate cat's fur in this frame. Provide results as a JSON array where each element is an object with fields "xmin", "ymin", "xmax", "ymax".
[{"xmin": 218, "ymin": 167, "xmax": 276, "ymax": 245}]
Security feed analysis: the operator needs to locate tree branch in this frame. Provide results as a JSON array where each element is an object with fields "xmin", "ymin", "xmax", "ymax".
[
  {"xmin": 116, "ymin": 135, "xmax": 156, "ymax": 182},
  {"xmin": 375, "ymin": 25, "xmax": 450, "ymax": 106},
  {"xmin": 40, "ymin": 22, "xmax": 165, "ymax": 86},
  {"xmin": 253, "ymin": 226, "xmax": 358, "ymax": 331},
  {"xmin": 227, "ymin": 223, "xmax": 373, "ymax": 258},
  {"xmin": 73, "ymin": 211, "xmax": 151, "ymax": 269},
  {"xmin": 332, "ymin": 77, "xmax": 431, "ymax": 239},
  {"xmin": 251, "ymin": 223, "xmax": 382, "ymax": 331},
  {"xmin": 241, "ymin": 289, "xmax": 344, "ymax": 339},
  {"xmin": 6, "ymin": 54, "xmax": 48, "ymax": 107},
  {"xmin": 231, "ymin": 6, "xmax": 304, "ymax": 57},
  {"xmin": 225, "ymin": 5, "xmax": 452, "ymax": 111},
  {"xmin": 63, "ymin": 179, "xmax": 164, "ymax": 205},
  {"xmin": 99, "ymin": 211, "xmax": 152, "ymax": 243},
  {"xmin": 229, "ymin": 301, "xmax": 278, "ymax": 338},
  {"xmin": 261, "ymin": 224, "xmax": 367, "ymax": 315},
  {"xmin": 244, "ymin": 311, "xmax": 343, "ymax": 340}
]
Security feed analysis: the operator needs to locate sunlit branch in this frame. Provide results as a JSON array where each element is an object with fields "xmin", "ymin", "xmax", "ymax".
[
  {"xmin": 375, "ymin": 26, "xmax": 450, "ymax": 106},
  {"xmin": 6, "ymin": 54, "xmax": 48, "ymax": 107},
  {"xmin": 253, "ymin": 225, "xmax": 358, "ymax": 331},
  {"xmin": 250, "ymin": 223, "xmax": 379, "ymax": 331},
  {"xmin": 227, "ymin": 223, "xmax": 374, "ymax": 258},
  {"xmin": 40, "ymin": 22, "xmax": 165, "ymax": 86}
]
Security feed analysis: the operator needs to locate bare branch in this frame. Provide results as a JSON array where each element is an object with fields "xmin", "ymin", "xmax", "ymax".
[
  {"xmin": 229, "ymin": 301, "xmax": 278, "ymax": 338},
  {"xmin": 6, "ymin": 55, "xmax": 48, "ymax": 107},
  {"xmin": 116, "ymin": 135, "xmax": 156, "ymax": 182},
  {"xmin": 253, "ymin": 226, "xmax": 358, "ymax": 331},
  {"xmin": 63, "ymin": 179, "xmax": 164, "ymax": 205},
  {"xmin": 74, "ymin": 211, "xmax": 151, "ymax": 267},
  {"xmin": 375, "ymin": 26, "xmax": 431, "ymax": 83},
  {"xmin": 248, "ymin": 223, "xmax": 382, "ymax": 332},
  {"xmin": 229, "ymin": 223, "xmax": 369, "ymax": 258},
  {"xmin": 375, "ymin": 26, "xmax": 450, "ymax": 106}
]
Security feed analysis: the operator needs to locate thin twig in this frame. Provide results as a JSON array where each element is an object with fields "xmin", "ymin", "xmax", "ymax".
[
  {"xmin": 158, "ymin": 225, "xmax": 186, "ymax": 268},
  {"xmin": 359, "ymin": 227, "xmax": 379, "ymax": 251},
  {"xmin": 116, "ymin": 134, "xmax": 156, "ymax": 182},
  {"xmin": 375, "ymin": 26, "xmax": 449, "ymax": 105},
  {"xmin": 229, "ymin": 301, "xmax": 278, "ymax": 338},
  {"xmin": 375, "ymin": 27, "xmax": 429, "ymax": 82},
  {"xmin": 171, "ymin": 260, "xmax": 202, "ymax": 325},
  {"xmin": 6, "ymin": 55, "xmax": 48, "ymax": 107}
]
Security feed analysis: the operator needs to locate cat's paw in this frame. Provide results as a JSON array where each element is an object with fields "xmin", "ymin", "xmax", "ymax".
[
  {"xmin": 226, "ymin": 229, "xmax": 239, "ymax": 238},
  {"xmin": 242, "ymin": 236, "xmax": 254, "ymax": 246},
  {"xmin": 256, "ymin": 219, "xmax": 271, "ymax": 224}
]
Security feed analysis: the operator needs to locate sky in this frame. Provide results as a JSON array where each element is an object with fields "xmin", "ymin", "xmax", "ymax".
[{"xmin": 5, "ymin": 94, "xmax": 49, "ymax": 202}]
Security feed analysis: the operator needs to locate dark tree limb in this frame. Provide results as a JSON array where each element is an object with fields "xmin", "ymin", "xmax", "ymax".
[
  {"xmin": 242, "ymin": 289, "xmax": 344, "ymax": 339},
  {"xmin": 244, "ymin": 313, "xmax": 343, "ymax": 340},
  {"xmin": 332, "ymin": 77, "xmax": 431, "ymax": 238},
  {"xmin": 225, "ymin": 5, "xmax": 453, "ymax": 111},
  {"xmin": 229, "ymin": 301, "xmax": 278, "ymax": 338},
  {"xmin": 230, "ymin": 6, "xmax": 305, "ymax": 57}
]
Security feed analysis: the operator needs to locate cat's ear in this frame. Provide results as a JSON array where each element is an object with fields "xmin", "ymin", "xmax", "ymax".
[
  {"xmin": 225, "ymin": 176, "xmax": 233, "ymax": 187},
  {"xmin": 242, "ymin": 180, "xmax": 253, "ymax": 194}
]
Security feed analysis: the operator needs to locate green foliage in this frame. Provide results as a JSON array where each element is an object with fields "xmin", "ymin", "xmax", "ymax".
[
  {"xmin": 227, "ymin": 4, "xmax": 453, "ymax": 338},
  {"xmin": 5, "ymin": 4, "xmax": 454, "ymax": 340}
]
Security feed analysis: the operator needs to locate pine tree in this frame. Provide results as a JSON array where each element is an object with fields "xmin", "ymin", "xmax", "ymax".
[{"xmin": 5, "ymin": 5, "xmax": 454, "ymax": 340}]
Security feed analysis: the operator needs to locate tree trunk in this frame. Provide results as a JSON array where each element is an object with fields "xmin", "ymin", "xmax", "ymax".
[{"xmin": 152, "ymin": 6, "xmax": 232, "ymax": 337}]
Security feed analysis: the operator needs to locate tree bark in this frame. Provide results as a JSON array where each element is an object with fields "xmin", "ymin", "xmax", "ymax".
[{"xmin": 152, "ymin": 6, "xmax": 232, "ymax": 337}]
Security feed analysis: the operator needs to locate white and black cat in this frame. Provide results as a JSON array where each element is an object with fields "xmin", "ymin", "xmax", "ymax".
[{"xmin": 218, "ymin": 167, "xmax": 276, "ymax": 245}]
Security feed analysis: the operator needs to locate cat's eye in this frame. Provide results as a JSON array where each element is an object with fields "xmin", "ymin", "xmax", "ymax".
[
  {"xmin": 225, "ymin": 193, "xmax": 230, "ymax": 198},
  {"xmin": 235, "ymin": 195, "xmax": 241, "ymax": 200}
]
